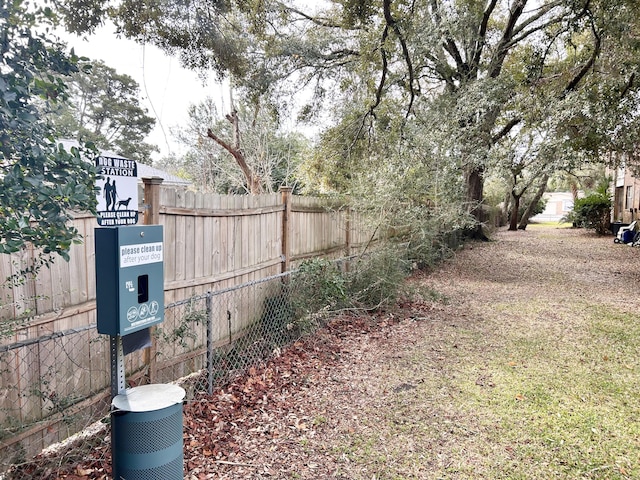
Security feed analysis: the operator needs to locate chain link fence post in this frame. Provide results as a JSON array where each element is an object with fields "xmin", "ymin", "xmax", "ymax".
[{"xmin": 205, "ymin": 292, "xmax": 213, "ymax": 396}]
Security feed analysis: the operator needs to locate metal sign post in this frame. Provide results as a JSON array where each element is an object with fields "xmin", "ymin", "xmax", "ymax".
[{"xmin": 110, "ymin": 335, "xmax": 126, "ymax": 398}]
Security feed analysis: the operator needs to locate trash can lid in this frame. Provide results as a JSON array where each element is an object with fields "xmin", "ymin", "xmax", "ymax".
[{"xmin": 112, "ymin": 384, "xmax": 186, "ymax": 412}]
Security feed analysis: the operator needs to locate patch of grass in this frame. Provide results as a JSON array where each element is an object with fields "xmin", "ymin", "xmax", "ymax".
[
  {"xmin": 527, "ymin": 221, "xmax": 573, "ymax": 229},
  {"xmin": 452, "ymin": 303, "xmax": 640, "ymax": 479},
  {"xmin": 328, "ymin": 296, "xmax": 640, "ymax": 479}
]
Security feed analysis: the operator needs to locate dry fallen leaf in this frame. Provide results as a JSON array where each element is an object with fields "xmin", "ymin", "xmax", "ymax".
[{"xmin": 75, "ymin": 465, "xmax": 94, "ymax": 476}]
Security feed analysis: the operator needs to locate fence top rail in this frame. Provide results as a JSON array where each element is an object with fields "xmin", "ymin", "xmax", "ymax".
[
  {"xmin": 159, "ymin": 204, "xmax": 285, "ymax": 218},
  {"xmin": 0, "ymin": 323, "xmax": 97, "ymax": 353}
]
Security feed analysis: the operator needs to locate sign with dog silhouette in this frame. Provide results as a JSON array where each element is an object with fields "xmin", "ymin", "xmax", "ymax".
[{"xmin": 95, "ymin": 155, "xmax": 139, "ymax": 226}]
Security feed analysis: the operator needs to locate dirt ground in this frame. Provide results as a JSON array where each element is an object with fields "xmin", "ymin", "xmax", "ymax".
[{"xmin": 53, "ymin": 225, "xmax": 640, "ymax": 479}]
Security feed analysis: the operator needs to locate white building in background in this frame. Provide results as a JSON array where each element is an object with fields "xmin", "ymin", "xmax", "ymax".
[{"xmin": 531, "ymin": 191, "xmax": 582, "ymax": 222}]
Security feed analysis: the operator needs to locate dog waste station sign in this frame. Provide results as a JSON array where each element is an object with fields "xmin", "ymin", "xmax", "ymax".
[{"xmin": 95, "ymin": 154, "xmax": 138, "ymax": 226}]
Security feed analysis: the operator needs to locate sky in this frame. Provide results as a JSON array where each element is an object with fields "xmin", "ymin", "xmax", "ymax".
[
  {"xmin": 61, "ymin": 23, "xmax": 229, "ymax": 163},
  {"xmin": 58, "ymin": 1, "xmax": 327, "ymax": 164}
]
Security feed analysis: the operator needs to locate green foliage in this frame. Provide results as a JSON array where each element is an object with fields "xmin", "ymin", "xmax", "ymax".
[
  {"xmin": 50, "ymin": 60, "xmax": 158, "ymax": 164},
  {"xmin": 567, "ymin": 190, "xmax": 612, "ymax": 235},
  {"xmin": 59, "ymin": 0, "xmax": 640, "ymax": 237},
  {"xmin": 0, "ymin": 0, "xmax": 98, "ymax": 282},
  {"xmin": 346, "ymin": 247, "xmax": 410, "ymax": 311},
  {"xmin": 271, "ymin": 250, "xmax": 411, "ymax": 337},
  {"xmin": 288, "ymin": 241, "xmax": 443, "ymax": 325},
  {"xmin": 547, "ymin": 165, "xmax": 607, "ymax": 193},
  {"xmin": 290, "ymin": 258, "xmax": 347, "ymax": 317},
  {"xmin": 158, "ymin": 297, "xmax": 207, "ymax": 349},
  {"xmin": 112, "ymin": 0, "xmax": 248, "ymax": 79}
]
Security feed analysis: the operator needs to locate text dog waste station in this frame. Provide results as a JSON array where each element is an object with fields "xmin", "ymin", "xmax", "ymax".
[{"xmin": 95, "ymin": 222, "xmax": 185, "ymax": 478}]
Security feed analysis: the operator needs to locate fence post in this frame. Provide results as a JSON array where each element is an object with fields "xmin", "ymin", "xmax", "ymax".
[
  {"xmin": 143, "ymin": 176, "xmax": 164, "ymax": 225},
  {"xmin": 345, "ymin": 206, "xmax": 352, "ymax": 271},
  {"xmin": 142, "ymin": 176, "xmax": 164, "ymax": 383},
  {"xmin": 280, "ymin": 186, "xmax": 293, "ymax": 273},
  {"xmin": 205, "ymin": 293, "xmax": 213, "ymax": 395}
]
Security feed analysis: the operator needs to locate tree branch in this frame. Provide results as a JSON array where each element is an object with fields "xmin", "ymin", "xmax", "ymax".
[
  {"xmin": 430, "ymin": 0, "xmax": 467, "ymax": 76},
  {"xmin": 488, "ymin": 0, "xmax": 528, "ymax": 78},
  {"xmin": 276, "ymin": 3, "xmax": 354, "ymax": 29},
  {"xmin": 370, "ymin": 25, "xmax": 389, "ymax": 117},
  {"xmin": 562, "ymin": 21, "xmax": 601, "ymax": 97},
  {"xmin": 510, "ymin": 0, "xmax": 564, "ymax": 39},
  {"xmin": 206, "ymin": 124, "xmax": 262, "ymax": 194},
  {"xmin": 492, "ymin": 117, "xmax": 522, "ymax": 144},
  {"xmin": 470, "ymin": 0, "xmax": 499, "ymax": 74},
  {"xmin": 226, "ymin": 110, "xmax": 241, "ymax": 151},
  {"xmin": 620, "ymin": 72, "xmax": 636, "ymax": 99},
  {"xmin": 384, "ymin": 0, "xmax": 417, "ymax": 117}
]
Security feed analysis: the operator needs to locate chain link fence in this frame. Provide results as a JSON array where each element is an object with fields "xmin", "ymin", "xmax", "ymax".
[
  {"xmin": 0, "ymin": 267, "xmax": 337, "ymax": 479},
  {"xmin": 0, "ymin": 325, "xmax": 112, "ymax": 476},
  {"xmin": 157, "ymin": 271, "xmax": 314, "ymax": 399}
]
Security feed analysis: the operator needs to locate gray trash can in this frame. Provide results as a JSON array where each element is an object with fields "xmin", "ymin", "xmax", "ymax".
[{"xmin": 111, "ymin": 384, "xmax": 186, "ymax": 480}]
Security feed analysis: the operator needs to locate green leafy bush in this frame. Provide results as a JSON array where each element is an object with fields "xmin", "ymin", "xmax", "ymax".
[
  {"xmin": 287, "ymin": 249, "xmax": 408, "ymax": 330},
  {"xmin": 567, "ymin": 192, "xmax": 611, "ymax": 234},
  {"xmin": 289, "ymin": 258, "xmax": 348, "ymax": 318},
  {"xmin": 346, "ymin": 246, "xmax": 410, "ymax": 311}
]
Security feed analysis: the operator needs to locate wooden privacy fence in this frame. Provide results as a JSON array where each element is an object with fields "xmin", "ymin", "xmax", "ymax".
[{"xmin": 0, "ymin": 182, "xmax": 376, "ymax": 469}]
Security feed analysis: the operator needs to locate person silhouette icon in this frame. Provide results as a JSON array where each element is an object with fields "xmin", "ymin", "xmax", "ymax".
[
  {"xmin": 104, "ymin": 177, "xmax": 113, "ymax": 211},
  {"xmin": 110, "ymin": 180, "xmax": 118, "ymax": 211}
]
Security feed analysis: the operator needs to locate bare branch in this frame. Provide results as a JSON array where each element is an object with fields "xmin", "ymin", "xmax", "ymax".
[
  {"xmin": 225, "ymin": 110, "xmax": 241, "ymax": 151},
  {"xmin": 206, "ymin": 121, "xmax": 263, "ymax": 194}
]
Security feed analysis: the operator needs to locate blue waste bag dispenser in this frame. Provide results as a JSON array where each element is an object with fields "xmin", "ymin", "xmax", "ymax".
[{"xmin": 95, "ymin": 225, "xmax": 164, "ymax": 336}]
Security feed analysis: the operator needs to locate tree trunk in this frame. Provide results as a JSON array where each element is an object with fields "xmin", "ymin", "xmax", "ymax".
[
  {"xmin": 465, "ymin": 166, "xmax": 484, "ymax": 215},
  {"xmin": 500, "ymin": 190, "xmax": 511, "ymax": 226},
  {"xmin": 509, "ymin": 192, "xmax": 520, "ymax": 231},
  {"xmin": 518, "ymin": 173, "xmax": 549, "ymax": 230},
  {"xmin": 464, "ymin": 166, "xmax": 490, "ymax": 239},
  {"xmin": 205, "ymin": 110, "xmax": 263, "ymax": 194}
]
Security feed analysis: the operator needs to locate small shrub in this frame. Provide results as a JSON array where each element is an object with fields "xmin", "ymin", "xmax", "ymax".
[
  {"xmin": 346, "ymin": 246, "xmax": 409, "ymax": 310},
  {"xmin": 566, "ymin": 192, "xmax": 611, "ymax": 234},
  {"xmin": 289, "ymin": 258, "xmax": 348, "ymax": 318}
]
